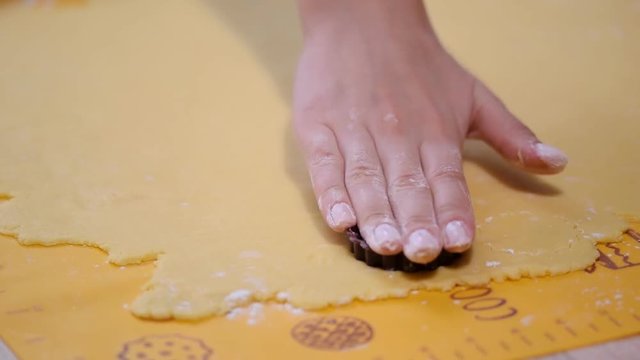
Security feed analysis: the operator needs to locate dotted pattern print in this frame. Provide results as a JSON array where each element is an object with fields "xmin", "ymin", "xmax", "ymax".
[
  {"xmin": 291, "ymin": 316, "xmax": 374, "ymax": 351},
  {"xmin": 118, "ymin": 334, "xmax": 213, "ymax": 360}
]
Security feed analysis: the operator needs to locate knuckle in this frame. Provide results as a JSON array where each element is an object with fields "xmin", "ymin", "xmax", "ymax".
[
  {"xmin": 381, "ymin": 112, "xmax": 401, "ymax": 127},
  {"xmin": 347, "ymin": 165, "xmax": 384, "ymax": 184},
  {"xmin": 347, "ymin": 164, "xmax": 385, "ymax": 186},
  {"xmin": 388, "ymin": 171, "xmax": 429, "ymax": 193},
  {"xmin": 308, "ymin": 149, "xmax": 341, "ymax": 169},
  {"xmin": 296, "ymin": 96, "xmax": 332, "ymax": 119},
  {"xmin": 429, "ymin": 164, "xmax": 464, "ymax": 183},
  {"xmin": 376, "ymin": 112, "xmax": 406, "ymax": 136},
  {"xmin": 298, "ymin": 126, "xmax": 330, "ymax": 146}
]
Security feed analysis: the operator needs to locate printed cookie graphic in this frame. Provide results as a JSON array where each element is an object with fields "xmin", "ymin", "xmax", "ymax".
[
  {"xmin": 118, "ymin": 334, "xmax": 213, "ymax": 360},
  {"xmin": 291, "ymin": 316, "xmax": 374, "ymax": 351}
]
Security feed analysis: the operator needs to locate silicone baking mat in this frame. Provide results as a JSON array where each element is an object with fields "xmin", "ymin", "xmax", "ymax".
[{"xmin": 1, "ymin": 223, "xmax": 639, "ymax": 359}]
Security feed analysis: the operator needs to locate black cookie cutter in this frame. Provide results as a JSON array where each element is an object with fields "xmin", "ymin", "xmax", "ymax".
[{"xmin": 346, "ymin": 226, "xmax": 460, "ymax": 272}]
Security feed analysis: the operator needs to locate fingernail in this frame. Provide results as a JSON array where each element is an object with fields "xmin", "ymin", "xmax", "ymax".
[
  {"xmin": 372, "ymin": 223, "xmax": 402, "ymax": 253},
  {"xmin": 534, "ymin": 143, "xmax": 568, "ymax": 170},
  {"xmin": 404, "ymin": 229, "xmax": 441, "ymax": 263},
  {"xmin": 328, "ymin": 202, "xmax": 356, "ymax": 230},
  {"xmin": 444, "ymin": 221, "xmax": 472, "ymax": 251}
]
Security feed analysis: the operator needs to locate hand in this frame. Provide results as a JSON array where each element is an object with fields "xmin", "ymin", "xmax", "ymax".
[{"xmin": 293, "ymin": 0, "xmax": 568, "ymax": 263}]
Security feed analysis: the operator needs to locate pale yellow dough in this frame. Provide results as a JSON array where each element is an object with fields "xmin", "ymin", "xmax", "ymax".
[{"xmin": 0, "ymin": 0, "xmax": 638, "ymax": 320}]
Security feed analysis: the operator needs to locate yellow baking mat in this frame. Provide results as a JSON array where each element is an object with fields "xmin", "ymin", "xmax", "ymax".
[{"xmin": 1, "ymin": 222, "xmax": 639, "ymax": 360}]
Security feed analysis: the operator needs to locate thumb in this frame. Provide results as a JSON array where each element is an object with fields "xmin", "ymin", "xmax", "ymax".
[{"xmin": 470, "ymin": 81, "xmax": 568, "ymax": 174}]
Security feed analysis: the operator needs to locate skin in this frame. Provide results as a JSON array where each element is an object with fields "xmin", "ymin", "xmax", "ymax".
[{"xmin": 293, "ymin": 0, "xmax": 568, "ymax": 264}]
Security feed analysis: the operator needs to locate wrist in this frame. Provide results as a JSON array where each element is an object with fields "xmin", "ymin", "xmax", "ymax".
[{"xmin": 297, "ymin": 0, "xmax": 440, "ymax": 48}]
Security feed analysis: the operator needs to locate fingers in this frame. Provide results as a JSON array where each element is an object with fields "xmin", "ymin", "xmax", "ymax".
[
  {"xmin": 472, "ymin": 82, "xmax": 568, "ymax": 174},
  {"xmin": 296, "ymin": 124, "xmax": 356, "ymax": 232},
  {"xmin": 421, "ymin": 144, "xmax": 474, "ymax": 253},
  {"xmin": 297, "ymin": 115, "xmax": 476, "ymax": 259},
  {"xmin": 339, "ymin": 126, "xmax": 403, "ymax": 255},
  {"xmin": 375, "ymin": 140, "xmax": 442, "ymax": 264}
]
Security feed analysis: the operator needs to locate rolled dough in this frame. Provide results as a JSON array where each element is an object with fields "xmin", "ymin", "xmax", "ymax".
[{"xmin": 0, "ymin": 0, "xmax": 637, "ymax": 319}]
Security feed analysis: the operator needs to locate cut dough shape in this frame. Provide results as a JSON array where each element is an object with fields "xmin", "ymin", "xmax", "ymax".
[{"xmin": 0, "ymin": 0, "xmax": 637, "ymax": 320}]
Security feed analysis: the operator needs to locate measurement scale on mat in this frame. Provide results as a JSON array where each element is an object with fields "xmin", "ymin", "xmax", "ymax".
[{"xmin": 388, "ymin": 229, "xmax": 640, "ymax": 360}]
